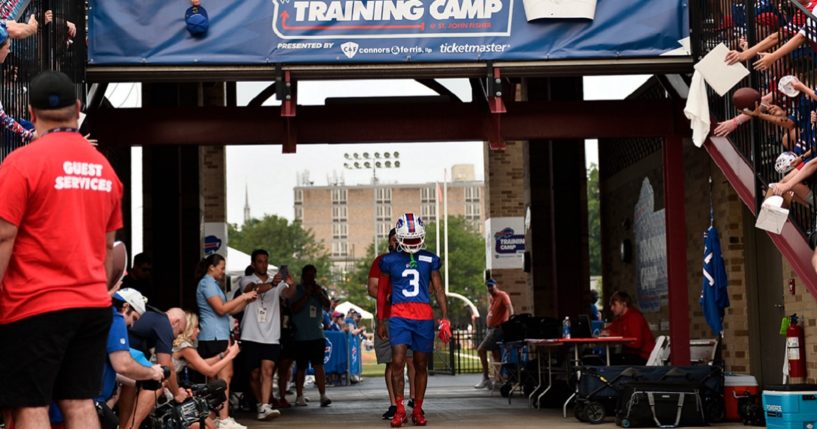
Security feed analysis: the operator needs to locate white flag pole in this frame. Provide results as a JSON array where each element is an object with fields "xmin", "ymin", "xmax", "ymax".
[
  {"xmin": 435, "ymin": 182, "xmax": 441, "ymax": 258},
  {"xmin": 444, "ymin": 169, "xmax": 449, "ymax": 295}
]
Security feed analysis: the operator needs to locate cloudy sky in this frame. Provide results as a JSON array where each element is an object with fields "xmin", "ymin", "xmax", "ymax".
[{"xmin": 108, "ymin": 75, "xmax": 649, "ymax": 255}]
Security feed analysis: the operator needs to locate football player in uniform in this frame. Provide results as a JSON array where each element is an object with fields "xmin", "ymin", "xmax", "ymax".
[
  {"xmin": 377, "ymin": 213, "xmax": 449, "ymax": 427},
  {"xmin": 368, "ymin": 229, "xmax": 417, "ymax": 420}
]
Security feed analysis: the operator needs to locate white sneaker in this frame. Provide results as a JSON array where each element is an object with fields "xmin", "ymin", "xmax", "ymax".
[
  {"xmin": 257, "ymin": 404, "xmax": 281, "ymax": 421},
  {"xmin": 217, "ymin": 417, "xmax": 247, "ymax": 429},
  {"xmin": 474, "ymin": 378, "xmax": 492, "ymax": 389},
  {"xmin": 295, "ymin": 396, "xmax": 307, "ymax": 406}
]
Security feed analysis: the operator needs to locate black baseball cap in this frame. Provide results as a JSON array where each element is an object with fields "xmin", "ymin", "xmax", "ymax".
[{"xmin": 29, "ymin": 71, "xmax": 77, "ymax": 110}]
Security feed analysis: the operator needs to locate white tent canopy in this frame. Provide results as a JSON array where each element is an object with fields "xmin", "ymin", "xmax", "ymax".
[{"xmin": 335, "ymin": 301, "xmax": 374, "ymax": 319}]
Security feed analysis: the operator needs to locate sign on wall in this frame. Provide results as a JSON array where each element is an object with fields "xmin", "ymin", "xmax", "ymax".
[
  {"xmin": 633, "ymin": 178, "xmax": 668, "ymax": 313},
  {"xmin": 88, "ymin": 0, "xmax": 688, "ymax": 64},
  {"xmin": 203, "ymin": 222, "xmax": 228, "ymax": 257},
  {"xmin": 485, "ymin": 217, "xmax": 525, "ymax": 270}
]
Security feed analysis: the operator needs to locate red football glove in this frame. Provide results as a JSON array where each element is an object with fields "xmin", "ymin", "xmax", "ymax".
[{"xmin": 438, "ymin": 319, "xmax": 451, "ymax": 343}]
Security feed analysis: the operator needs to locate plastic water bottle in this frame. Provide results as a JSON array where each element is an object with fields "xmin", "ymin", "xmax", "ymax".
[{"xmin": 562, "ymin": 316, "xmax": 571, "ymax": 339}]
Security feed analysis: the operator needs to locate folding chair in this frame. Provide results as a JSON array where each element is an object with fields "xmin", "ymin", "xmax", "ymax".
[{"xmin": 646, "ymin": 335, "xmax": 671, "ymax": 366}]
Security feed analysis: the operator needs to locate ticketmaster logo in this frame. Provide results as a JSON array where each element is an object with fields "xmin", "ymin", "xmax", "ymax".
[{"xmin": 341, "ymin": 42, "xmax": 359, "ymax": 58}]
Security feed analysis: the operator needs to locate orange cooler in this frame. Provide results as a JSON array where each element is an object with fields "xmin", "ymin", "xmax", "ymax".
[{"xmin": 724, "ymin": 375, "xmax": 759, "ymax": 421}]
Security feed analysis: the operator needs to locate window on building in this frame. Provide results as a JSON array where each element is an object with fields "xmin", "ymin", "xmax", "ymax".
[
  {"xmin": 465, "ymin": 186, "xmax": 480, "ymax": 202},
  {"xmin": 421, "ymin": 203, "xmax": 436, "ymax": 221},
  {"xmin": 294, "ymin": 189, "xmax": 303, "ymax": 204},
  {"xmin": 294, "ymin": 206, "xmax": 303, "ymax": 221},
  {"xmin": 466, "ymin": 202, "xmax": 481, "ymax": 220},
  {"xmin": 376, "ymin": 204, "xmax": 392, "ymax": 221},
  {"xmin": 376, "ymin": 187, "xmax": 392, "ymax": 203},
  {"xmin": 421, "ymin": 186, "xmax": 436, "ymax": 203},
  {"xmin": 332, "ymin": 222, "xmax": 348, "ymax": 239},
  {"xmin": 332, "ymin": 205, "xmax": 347, "ymax": 221},
  {"xmin": 331, "ymin": 188, "xmax": 347, "ymax": 204},
  {"xmin": 377, "ymin": 221, "xmax": 392, "ymax": 238},
  {"xmin": 332, "ymin": 240, "xmax": 348, "ymax": 257}
]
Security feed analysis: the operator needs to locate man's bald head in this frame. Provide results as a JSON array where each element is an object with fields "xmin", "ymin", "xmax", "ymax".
[{"xmin": 166, "ymin": 308, "xmax": 187, "ymax": 337}]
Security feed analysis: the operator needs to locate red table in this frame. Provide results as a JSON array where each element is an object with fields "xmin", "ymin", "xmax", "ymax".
[{"xmin": 525, "ymin": 337, "xmax": 637, "ymax": 416}]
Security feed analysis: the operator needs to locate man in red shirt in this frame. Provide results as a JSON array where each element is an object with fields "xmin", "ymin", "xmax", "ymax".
[
  {"xmin": 0, "ymin": 71, "xmax": 123, "ymax": 428},
  {"xmin": 601, "ymin": 290, "xmax": 656, "ymax": 365},
  {"xmin": 475, "ymin": 278, "xmax": 513, "ymax": 389}
]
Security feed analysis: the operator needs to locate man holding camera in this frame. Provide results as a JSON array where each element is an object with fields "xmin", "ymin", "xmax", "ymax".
[
  {"xmin": 289, "ymin": 265, "xmax": 332, "ymax": 407},
  {"xmin": 239, "ymin": 250, "xmax": 296, "ymax": 420},
  {"xmin": 96, "ymin": 289, "xmax": 165, "ymax": 428},
  {"xmin": 119, "ymin": 307, "xmax": 188, "ymax": 429}
]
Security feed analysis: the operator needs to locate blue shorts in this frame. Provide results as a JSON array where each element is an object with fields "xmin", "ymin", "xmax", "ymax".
[{"xmin": 389, "ymin": 317, "xmax": 435, "ymax": 353}]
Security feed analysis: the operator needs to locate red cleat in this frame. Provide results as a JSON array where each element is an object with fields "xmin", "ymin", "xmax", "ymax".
[
  {"xmin": 391, "ymin": 409, "xmax": 408, "ymax": 428},
  {"xmin": 411, "ymin": 409, "xmax": 427, "ymax": 426}
]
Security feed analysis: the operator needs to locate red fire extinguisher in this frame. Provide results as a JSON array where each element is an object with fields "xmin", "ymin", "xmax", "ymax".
[{"xmin": 787, "ymin": 314, "xmax": 806, "ymax": 380}]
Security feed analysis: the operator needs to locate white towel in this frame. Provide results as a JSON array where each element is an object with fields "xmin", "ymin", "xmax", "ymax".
[{"xmin": 684, "ymin": 70, "xmax": 710, "ymax": 148}]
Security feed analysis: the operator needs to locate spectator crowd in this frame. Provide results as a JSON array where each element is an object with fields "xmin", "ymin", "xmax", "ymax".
[{"xmin": 714, "ymin": 0, "xmax": 817, "ymax": 271}]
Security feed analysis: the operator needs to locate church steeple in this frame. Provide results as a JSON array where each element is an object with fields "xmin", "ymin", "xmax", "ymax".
[{"xmin": 243, "ymin": 183, "xmax": 251, "ymax": 224}]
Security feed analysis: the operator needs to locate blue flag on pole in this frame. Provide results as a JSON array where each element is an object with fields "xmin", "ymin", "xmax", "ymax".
[{"xmin": 700, "ymin": 226, "xmax": 729, "ymax": 336}]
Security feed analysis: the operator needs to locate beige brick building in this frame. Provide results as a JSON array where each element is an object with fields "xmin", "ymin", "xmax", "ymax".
[{"xmin": 294, "ymin": 167, "xmax": 485, "ymax": 275}]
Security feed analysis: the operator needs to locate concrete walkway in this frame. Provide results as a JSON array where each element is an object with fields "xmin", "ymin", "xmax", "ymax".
[{"xmin": 236, "ymin": 374, "xmax": 746, "ymax": 429}]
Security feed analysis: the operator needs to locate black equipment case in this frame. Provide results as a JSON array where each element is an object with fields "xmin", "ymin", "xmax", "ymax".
[{"xmin": 615, "ymin": 381, "xmax": 707, "ymax": 428}]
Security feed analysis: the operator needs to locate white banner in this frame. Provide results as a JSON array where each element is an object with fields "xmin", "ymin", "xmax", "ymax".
[{"xmin": 485, "ymin": 217, "xmax": 525, "ymax": 270}]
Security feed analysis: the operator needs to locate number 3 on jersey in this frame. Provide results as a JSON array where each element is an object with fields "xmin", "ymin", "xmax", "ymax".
[{"xmin": 401, "ymin": 269, "xmax": 420, "ymax": 297}]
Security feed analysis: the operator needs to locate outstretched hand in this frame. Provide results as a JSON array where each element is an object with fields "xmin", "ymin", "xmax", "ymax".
[{"xmin": 753, "ymin": 52, "xmax": 775, "ymax": 71}]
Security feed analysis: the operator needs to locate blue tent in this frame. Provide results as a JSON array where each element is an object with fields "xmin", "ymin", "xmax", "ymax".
[{"xmin": 700, "ymin": 226, "xmax": 729, "ymax": 336}]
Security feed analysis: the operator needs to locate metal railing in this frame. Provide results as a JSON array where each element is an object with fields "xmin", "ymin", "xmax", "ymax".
[
  {"xmin": 431, "ymin": 326, "xmax": 485, "ymax": 375},
  {"xmin": 0, "ymin": 0, "xmax": 86, "ymax": 161},
  {"xmin": 691, "ymin": 0, "xmax": 817, "ymax": 239}
]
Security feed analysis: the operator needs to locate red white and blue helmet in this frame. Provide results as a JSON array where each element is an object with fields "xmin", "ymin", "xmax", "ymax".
[{"xmin": 395, "ymin": 212, "xmax": 425, "ymax": 254}]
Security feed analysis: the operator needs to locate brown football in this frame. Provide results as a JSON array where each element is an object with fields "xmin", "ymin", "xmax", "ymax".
[{"xmin": 732, "ymin": 87, "xmax": 761, "ymax": 111}]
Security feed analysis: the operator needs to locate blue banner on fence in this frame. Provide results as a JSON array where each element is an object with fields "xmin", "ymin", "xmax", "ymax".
[
  {"xmin": 324, "ymin": 331, "xmax": 362, "ymax": 376},
  {"xmin": 88, "ymin": 0, "xmax": 688, "ymax": 64}
]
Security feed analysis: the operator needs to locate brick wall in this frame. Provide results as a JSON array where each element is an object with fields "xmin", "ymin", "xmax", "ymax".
[
  {"xmin": 681, "ymin": 143, "xmax": 751, "ymax": 374},
  {"xmin": 600, "ymin": 149, "xmax": 664, "ymax": 328},
  {"xmin": 200, "ymin": 146, "xmax": 226, "ymax": 222},
  {"xmin": 781, "ymin": 259, "xmax": 817, "ymax": 382},
  {"xmin": 297, "ymin": 182, "xmax": 485, "ymax": 261},
  {"xmin": 484, "ymin": 139, "xmax": 533, "ymax": 314}
]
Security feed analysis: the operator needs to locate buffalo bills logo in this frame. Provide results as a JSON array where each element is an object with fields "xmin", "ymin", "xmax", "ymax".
[
  {"xmin": 396, "ymin": 218, "xmax": 405, "ymax": 229},
  {"xmin": 494, "ymin": 227, "xmax": 515, "ymax": 239}
]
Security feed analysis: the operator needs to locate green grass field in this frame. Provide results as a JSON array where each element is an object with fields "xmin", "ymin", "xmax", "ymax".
[{"xmin": 359, "ymin": 347, "xmax": 480, "ymax": 376}]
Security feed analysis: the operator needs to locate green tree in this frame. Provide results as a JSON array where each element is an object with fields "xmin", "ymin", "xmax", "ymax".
[
  {"xmin": 424, "ymin": 216, "xmax": 487, "ymax": 327},
  {"xmin": 587, "ymin": 163, "xmax": 602, "ymax": 276},
  {"xmin": 229, "ymin": 215, "xmax": 333, "ymax": 287}
]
